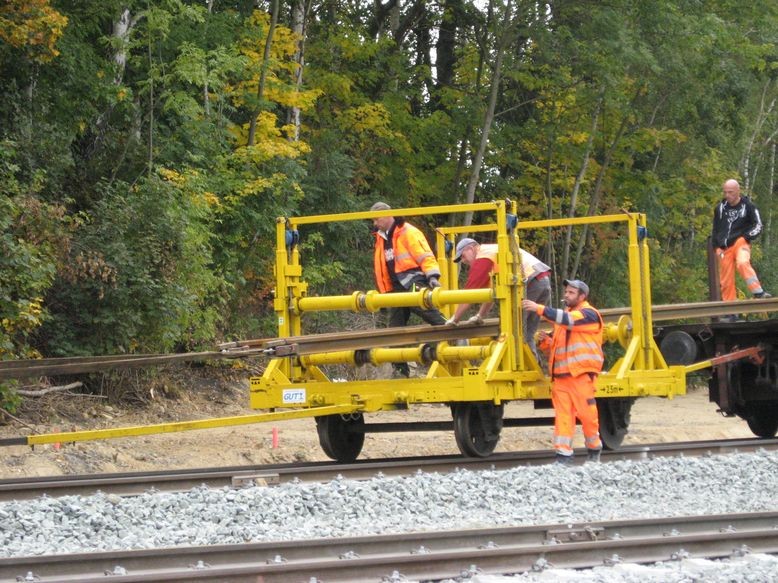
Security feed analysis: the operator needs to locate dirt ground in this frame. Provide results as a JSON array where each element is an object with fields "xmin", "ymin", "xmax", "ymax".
[{"xmin": 0, "ymin": 367, "xmax": 755, "ymax": 480}]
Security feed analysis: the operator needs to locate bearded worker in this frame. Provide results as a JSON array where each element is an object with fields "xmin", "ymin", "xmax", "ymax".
[{"xmin": 522, "ymin": 279, "xmax": 604, "ymax": 464}]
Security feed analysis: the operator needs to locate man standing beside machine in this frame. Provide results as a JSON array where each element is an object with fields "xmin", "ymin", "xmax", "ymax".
[{"xmin": 522, "ymin": 279, "xmax": 604, "ymax": 464}]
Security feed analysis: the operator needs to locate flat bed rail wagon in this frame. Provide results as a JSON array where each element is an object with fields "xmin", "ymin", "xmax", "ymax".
[
  {"xmin": 248, "ymin": 201, "xmax": 772, "ymax": 461},
  {"xmin": 2, "ymin": 201, "xmax": 775, "ymax": 459}
]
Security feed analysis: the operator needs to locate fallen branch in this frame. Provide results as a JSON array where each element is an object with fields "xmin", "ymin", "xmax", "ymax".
[
  {"xmin": 17, "ymin": 382, "xmax": 84, "ymax": 397},
  {"xmin": 0, "ymin": 408, "xmax": 36, "ymax": 431}
]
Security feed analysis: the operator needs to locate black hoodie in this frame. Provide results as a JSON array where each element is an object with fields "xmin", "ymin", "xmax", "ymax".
[{"xmin": 712, "ymin": 195, "xmax": 763, "ymax": 249}]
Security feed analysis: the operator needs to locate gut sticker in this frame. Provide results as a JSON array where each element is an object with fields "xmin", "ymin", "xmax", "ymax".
[{"xmin": 282, "ymin": 388, "xmax": 306, "ymax": 404}]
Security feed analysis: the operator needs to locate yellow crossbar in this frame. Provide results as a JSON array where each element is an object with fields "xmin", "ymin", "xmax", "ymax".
[{"xmin": 23, "ymin": 405, "xmax": 358, "ymax": 446}]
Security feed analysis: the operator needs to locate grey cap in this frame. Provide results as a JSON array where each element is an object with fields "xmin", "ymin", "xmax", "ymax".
[
  {"xmin": 370, "ymin": 201, "xmax": 391, "ymax": 211},
  {"xmin": 563, "ymin": 279, "xmax": 590, "ymax": 296},
  {"xmin": 453, "ymin": 237, "xmax": 478, "ymax": 263}
]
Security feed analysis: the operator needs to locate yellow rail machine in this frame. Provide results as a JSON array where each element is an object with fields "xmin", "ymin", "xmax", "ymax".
[{"xmin": 250, "ymin": 201, "xmax": 689, "ymax": 462}]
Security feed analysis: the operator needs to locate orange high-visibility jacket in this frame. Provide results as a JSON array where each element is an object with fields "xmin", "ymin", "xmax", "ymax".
[
  {"xmin": 373, "ymin": 220, "xmax": 441, "ymax": 293},
  {"xmin": 536, "ymin": 300, "xmax": 604, "ymax": 377}
]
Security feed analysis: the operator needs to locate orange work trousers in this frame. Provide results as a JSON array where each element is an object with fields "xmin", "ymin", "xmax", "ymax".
[
  {"xmin": 717, "ymin": 237, "xmax": 764, "ymax": 301},
  {"xmin": 552, "ymin": 374, "xmax": 602, "ymax": 457}
]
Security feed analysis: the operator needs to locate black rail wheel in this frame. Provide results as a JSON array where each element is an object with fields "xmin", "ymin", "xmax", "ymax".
[
  {"xmin": 744, "ymin": 402, "xmax": 778, "ymax": 438},
  {"xmin": 315, "ymin": 413, "xmax": 365, "ymax": 462},
  {"xmin": 597, "ymin": 397, "xmax": 634, "ymax": 450},
  {"xmin": 452, "ymin": 403, "xmax": 503, "ymax": 458}
]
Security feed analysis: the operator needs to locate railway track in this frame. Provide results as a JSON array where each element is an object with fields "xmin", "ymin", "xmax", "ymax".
[
  {"xmin": 2, "ymin": 437, "xmax": 777, "ymax": 501},
  {"xmin": 0, "ymin": 297, "xmax": 775, "ymax": 381},
  {"xmin": 2, "ymin": 439, "xmax": 777, "ymax": 582},
  {"xmin": 2, "ymin": 511, "xmax": 776, "ymax": 582}
]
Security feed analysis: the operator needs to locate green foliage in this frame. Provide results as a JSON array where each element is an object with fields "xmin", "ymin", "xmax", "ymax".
[
  {"xmin": 0, "ymin": 141, "xmax": 68, "ymax": 359},
  {"xmin": 0, "ymin": 0, "xmax": 775, "ymax": 364},
  {"xmin": 41, "ymin": 174, "xmax": 225, "ymax": 355},
  {"xmin": 0, "ymin": 140, "xmax": 70, "ymax": 411}
]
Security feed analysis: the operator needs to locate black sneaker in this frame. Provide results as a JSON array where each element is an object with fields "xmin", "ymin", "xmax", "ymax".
[{"xmin": 754, "ymin": 291, "xmax": 772, "ymax": 299}]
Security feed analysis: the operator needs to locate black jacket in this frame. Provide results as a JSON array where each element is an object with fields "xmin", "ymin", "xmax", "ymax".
[{"xmin": 712, "ymin": 195, "xmax": 763, "ymax": 249}]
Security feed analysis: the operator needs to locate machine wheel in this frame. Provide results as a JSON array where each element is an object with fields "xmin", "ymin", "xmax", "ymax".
[
  {"xmin": 659, "ymin": 330, "xmax": 698, "ymax": 365},
  {"xmin": 743, "ymin": 402, "xmax": 778, "ymax": 438},
  {"xmin": 315, "ymin": 413, "xmax": 365, "ymax": 462},
  {"xmin": 597, "ymin": 397, "xmax": 634, "ymax": 450},
  {"xmin": 452, "ymin": 403, "xmax": 504, "ymax": 458}
]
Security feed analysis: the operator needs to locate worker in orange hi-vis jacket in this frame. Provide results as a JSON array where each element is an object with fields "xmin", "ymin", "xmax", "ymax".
[
  {"xmin": 370, "ymin": 202, "xmax": 446, "ymax": 378},
  {"xmin": 712, "ymin": 178, "xmax": 770, "ymax": 302},
  {"xmin": 522, "ymin": 279, "xmax": 604, "ymax": 465}
]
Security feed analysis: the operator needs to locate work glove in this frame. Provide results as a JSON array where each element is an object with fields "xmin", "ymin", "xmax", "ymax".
[
  {"xmin": 466, "ymin": 315, "xmax": 483, "ymax": 325},
  {"xmin": 427, "ymin": 277, "xmax": 441, "ymax": 289},
  {"xmin": 444, "ymin": 317, "xmax": 459, "ymax": 326}
]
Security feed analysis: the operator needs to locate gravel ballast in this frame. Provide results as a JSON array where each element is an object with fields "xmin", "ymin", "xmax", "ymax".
[
  {"xmin": 456, "ymin": 553, "xmax": 778, "ymax": 582},
  {"xmin": 1, "ymin": 450, "xmax": 777, "ymax": 564}
]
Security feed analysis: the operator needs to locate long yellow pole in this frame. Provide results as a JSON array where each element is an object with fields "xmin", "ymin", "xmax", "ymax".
[
  {"xmin": 22, "ymin": 405, "xmax": 358, "ymax": 446},
  {"xmin": 299, "ymin": 343, "xmax": 495, "ymax": 367},
  {"xmin": 295, "ymin": 288, "xmax": 493, "ymax": 313}
]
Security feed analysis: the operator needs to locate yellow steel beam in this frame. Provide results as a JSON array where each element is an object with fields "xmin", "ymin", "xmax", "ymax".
[
  {"xmin": 298, "ymin": 344, "xmax": 495, "ymax": 367},
  {"xmin": 515, "ymin": 213, "xmax": 632, "ymax": 230},
  {"xmin": 295, "ymin": 288, "xmax": 493, "ymax": 314},
  {"xmin": 22, "ymin": 405, "xmax": 359, "ymax": 446},
  {"xmin": 289, "ymin": 202, "xmax": 501, "ymax": 226}
]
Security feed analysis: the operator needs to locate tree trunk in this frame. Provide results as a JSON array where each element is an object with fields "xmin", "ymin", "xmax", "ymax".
[
  {"xmin": 561, "ymin": 96, "xmax": 601, "ymax": 280},
  {"xmin": 112, "ymin": 8, "xmax": 144, "ymax": 85},
  {"xmin": 741, "ymin": 79, "xmax": 776, "ymax": 191},
  {"xmin": 203, "ymin": 0, "xmax": 215, "ymax": 116},
  {"xmin": 435, "ymin": 0, "xmax": 460, "ymax": 94},
  {"xmin": 463, "ymin": 0, "xmax": 513, "ymax": 227},
  {"xmin": 570, "ymin": 111, "xmax": 631, "ymax": 279},
  {"xmin": 764, "ymin": 142, "xmax": 777, "ymax": 249},
  {"xmin": 287, "ymin": 0, "xmax": 311, "ymax": 141},
  {"xmin": 113, "ymin": 9, "xmax": 131, "ymax": 84},
  {"xmin": 247, "ymin": 0, "xmax": 280, "ymax": 147},
  {"xmin": 147, "ymin": 31, "xmax": 154, "ymax": 176}
]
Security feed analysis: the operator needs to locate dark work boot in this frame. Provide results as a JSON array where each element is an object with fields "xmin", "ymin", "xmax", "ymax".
[
  {"xmin": 554, "ymin": 453, "xmax": 573, "ymax": 465},
  {"xmin": 754, "ymin": 291, "xmax": 772, "ymax": 299},
  {"xmin": 586, "ymin": 448, "xmax": 602, "ymax": 463}
]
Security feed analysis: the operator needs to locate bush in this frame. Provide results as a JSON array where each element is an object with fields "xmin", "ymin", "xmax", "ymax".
[{"xmin": 41, "ymin": 175, "xmax": 226, "ymax": 355}]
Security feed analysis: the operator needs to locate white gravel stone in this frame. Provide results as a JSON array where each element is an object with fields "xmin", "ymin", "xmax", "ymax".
[{"xmin": 1, "ymin": 449, "xmax": 777, "ymax": 581}]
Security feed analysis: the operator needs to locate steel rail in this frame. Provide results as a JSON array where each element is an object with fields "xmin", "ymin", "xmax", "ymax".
[
  {"xmin": 0, "ymin": 322, "xmax": 498, "ymax": 380},
  {"xmin": 0, "ymin": 298, "xmax": 775, "ymax": 380},
  {"xmin": 2, "ymin": 511, "xmax": 776, "ymax": 582},
  {"xmin": 600, "ymin": 295, "xmax": 778, "ymax": 323},
  {"xmin": 2, "ymin": 437, "xmax": 776, "ymax": 501}
]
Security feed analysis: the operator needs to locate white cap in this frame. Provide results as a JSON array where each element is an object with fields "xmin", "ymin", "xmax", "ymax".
[{"xmin": 454, "ymin": 238, "xmax": 478, "ymax": 263}]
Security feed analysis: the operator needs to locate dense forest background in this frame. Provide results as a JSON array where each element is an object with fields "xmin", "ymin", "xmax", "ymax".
[{"xmin": 1, "ymin": 1, "xmax": 777, "ymax": 395}]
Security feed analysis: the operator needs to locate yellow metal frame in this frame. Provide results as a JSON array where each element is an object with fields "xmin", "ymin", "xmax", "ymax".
[
  {"xmin": 250, "ymin": 202, "xmax": 688, "ymax": 421},
  {"xmin": 8, "ymin": 202, "xmax": 710, "ymax": 448}
]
